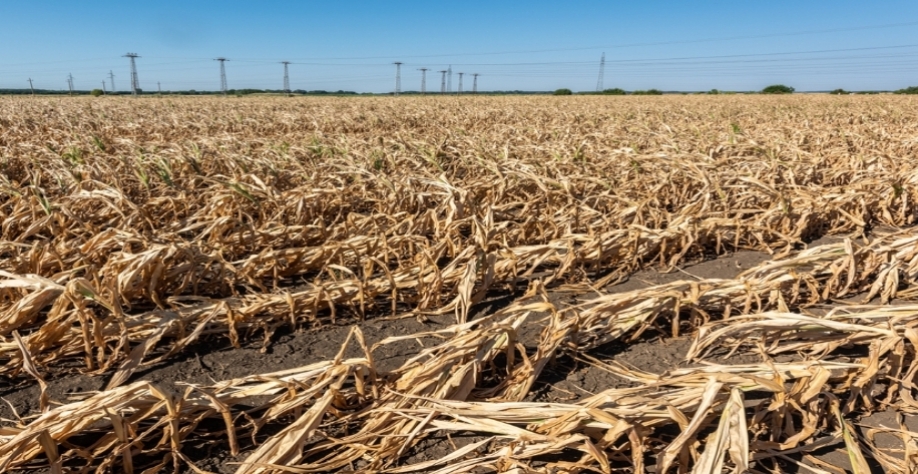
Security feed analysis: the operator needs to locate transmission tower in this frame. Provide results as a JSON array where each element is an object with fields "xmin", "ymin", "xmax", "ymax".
[
  {"xmin": 28, "ymin": 78, "xmax": 34, "ymax": 95},
  {"xmin": 418, "ymin": 68, "xmax": 429, "ymax": 94},
  {"xmin": 102, "ymin": 81, "xmax": 107, "ymax": 94},
  {"xmin": 158, "ymin": 82, "xmax": 162, "ymax": 94},
  {"xmin": 438, "ymin": 70, "xmax": 447, "ymax": 93},
  {"xmin": 447, "ymin": 65, "xmax": 452, "ymax": 93},
  {"xmin": 596, "ymin": 52, "xmax": 605, "ymax": 92},
  {"xmin": 124, "ymin": 53, "xmax": 140, "ymax": 96},
  {"xmin": 458, "ymin": 72, "xmax": 464, "ymax": 94},
  {"xmin": 281, "ymin": 61, "xmax": 291, "ymax": 94},
  {"xmin": 393, "ymin": 62, "xmax": 403, "ymax": 96},
  {"xmin": 109, "ymin": 70, "xmax": 115, "ymax": 93},
  {"xmin": 67, "ymin": 74, "xmax": 74, "ymax": 95},
  {"xmin": 472, "ymin": 73, "xmax": 479, "ymax": 94},
  {"xmin": 215, "ymin": 58, "xmax": 229, "ymax": 95}
]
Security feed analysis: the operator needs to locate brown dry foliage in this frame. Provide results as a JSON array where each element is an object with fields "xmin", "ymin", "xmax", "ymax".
[{"xmin": 2, "ymin": 95, "xmax": 918, "ymax": 472}]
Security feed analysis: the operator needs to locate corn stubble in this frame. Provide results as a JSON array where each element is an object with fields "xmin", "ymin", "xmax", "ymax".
[{"xmin": 2, "ymin": 95, "xmax": 918, "ymax": 472}]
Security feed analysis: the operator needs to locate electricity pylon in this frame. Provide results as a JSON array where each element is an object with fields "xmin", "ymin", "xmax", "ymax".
[
  {"xmin": 124, "ymin": 53, "xmax": 140, "ymax": 96},
  {"xmin": 418, "ymin": 68, "xmax": 429, "ymax": 94},
  {"xmin": 596, "ymin": 52, "xmax": 605, "ymax": 92},
  {"xmin": 281, "ymin": 61, "xmax": 291, "ymax": 94},
  {"xmin": 215, "ymin": 58, "xmax": 229, "ymax": 95},
  {"xmin": 393, "ymin": 62, "xmax": 403, "ymax": 96}
]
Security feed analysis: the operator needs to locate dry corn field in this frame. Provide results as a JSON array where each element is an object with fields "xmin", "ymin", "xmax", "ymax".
[{"xmin": 2, "ymin": 94, "xmax": 918, "ymax": 474}]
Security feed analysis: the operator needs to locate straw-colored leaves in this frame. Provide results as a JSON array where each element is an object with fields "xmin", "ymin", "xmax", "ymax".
[
  {"xmin": 693, "ymin": 388, "xmax": 748, "ymax": 474},
  {"xmin": 3, "ymin": 95, "xmax": 918, "ymax": 472}
]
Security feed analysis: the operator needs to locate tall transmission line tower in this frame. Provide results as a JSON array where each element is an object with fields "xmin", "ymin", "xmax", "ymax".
[
  {"xmin": 438, "ymin": 70, "xmax": 447, "ymax": 93},
  {"xmin": 67, "ymin": 74, "xmax": 74, "ymax": 95},
  {"xmin": 215, "ymin": 58, "xmax": 229, "ymax": 95},
  {"xmin": 596, "ymin": 52, "xmax": 605, "ymax": 92},
  {"xmin": 281, "ymin": 61, "xmax": 291, "ymax": 94},
  {"xmin": 472, "ymin": 73, "xmax": 479, "ymax": 94},
  {"xmin": 418, "ymin": 68, "xmax": 429, "ymax": 94},
  {"xmin": 158, "ymin": 82, "xmax": 162, "ymax": 94},
  {"xmin": 28, "ymin": 78, "xmax": 34, "ymax": 95},
  {"xmin": 393, "ymin": 62, "xmax": 403, "ymax": 96},
  {"xmin": 109, "ymin": 70, "xmax": 115, "ymax": 93},
  {"xmin": 447, "ymin": 65, "xmax": 452, "ymax": 93},
  {"xmin": 102, "ymin": 81, "xmax": 107, "ymax": 94},
  {"xmin": 124, "ymin": 53, "xmax": 140, "ymax": 96},
  {"xmin": 458, "ymin": 72, "xmax": 464, "ymax": 94}
]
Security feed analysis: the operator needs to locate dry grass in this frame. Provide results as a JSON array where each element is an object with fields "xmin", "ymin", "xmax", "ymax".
[{"xmin": 2, "ymin": 94, "xmax": 918, "ymax": 472}]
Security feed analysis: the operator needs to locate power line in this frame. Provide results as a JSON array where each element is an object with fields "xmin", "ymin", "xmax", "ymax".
[
  {"xmin": 10, "ymin": 44, "xmax": 918, "ymax": 79},
  {"xmin": 372, "ymin": 43, "xmax": 918, "ymax": 68},
  {"xmin": 9, "ymin": 31, "xmax": 918, "ymax": 92},
  {"xmin": 25, "ymin": 50, "xmax": 918, "ymax": 92},
  {"xmin": 602, "ymin": 43, "xmax": 918, "ymax": 65},
  {"xmin": 380, "ymin": 44, "xmax": 918, "ymax": 69},
  {"xmin": 13, "ymin": 47, "xmax": 918, "ymax": 85},
  {"xmin": 198, "ymin": 20, "xmax": 918, "ymax": 61}
]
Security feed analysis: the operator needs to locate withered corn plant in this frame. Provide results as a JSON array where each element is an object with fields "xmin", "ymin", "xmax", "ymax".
[{"xmin": 2, "ymin": 95, "xmax": 918, "ymax": 472}]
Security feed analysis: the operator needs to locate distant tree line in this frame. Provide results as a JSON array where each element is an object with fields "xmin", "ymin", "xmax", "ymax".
[
  {"xmin": 0, "ymin": 88, "xmax": 361, "ymax": 96},
  {"xmin": 5, "ymin": 85, "xmax": 918, "ymax": 96}
]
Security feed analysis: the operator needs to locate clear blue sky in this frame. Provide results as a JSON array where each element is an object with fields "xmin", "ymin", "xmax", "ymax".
[{"xmin": 3, "ymin": 1, "xmax": 918, "ymax": 92}]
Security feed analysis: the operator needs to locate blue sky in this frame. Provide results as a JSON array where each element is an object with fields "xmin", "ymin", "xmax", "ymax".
[{"xmin": 2, "ymin": 1, "xmax": 918, "ymax": 92}]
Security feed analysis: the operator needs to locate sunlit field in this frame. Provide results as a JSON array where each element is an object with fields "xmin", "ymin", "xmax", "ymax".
[{"xmin": 2, "ymin": 94, "xmax": 918, "ymax": 472}]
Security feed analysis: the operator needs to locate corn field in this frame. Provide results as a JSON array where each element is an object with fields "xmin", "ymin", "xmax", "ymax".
[{"xmin": 2, "ymin": 94, "xmax": 918, "ymax": 473}]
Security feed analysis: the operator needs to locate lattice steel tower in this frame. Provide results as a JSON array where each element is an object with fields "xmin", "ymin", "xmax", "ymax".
[
  {"xmin": 215, "ymin": 58, "xmax": 229, "ymax": 95},
  {"xmin": 447, "ymin": 65, "xmax": 452, "ymax": 92},
  {"xmin": 67, "ymin": 74, "xmax": 74, "ymax": 95},
  {"xmin": 124, "ymin": 53, "xmax": 140, "ymax": 96},
  {"xmin": 281, "ymin": 61, "xmax": 291, "ymax": 94},
  {"xmin": 393, "ymin": 62, "xmax": 403, "ymax": 96},
  {"xmin": 438, "ymin": 70, "xmax": 447, "ymax": 93},
  {"xmin": 472, "ymin": 73, "xmax": 479, "ymax": 94},
  {"xmin": 418, "ymin": 68, "xmax": 429, "ymax": 94},
  {"xmin": 109, "ymin": 70, "xmax": 115, "ymax": 93},
  {"xmin": 596, "ymin": 52, "xmax": 605, "ymax": 92},
  {"xmin": 458, "ymin": 72, "xmax": 464, "ymax": 94}
]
